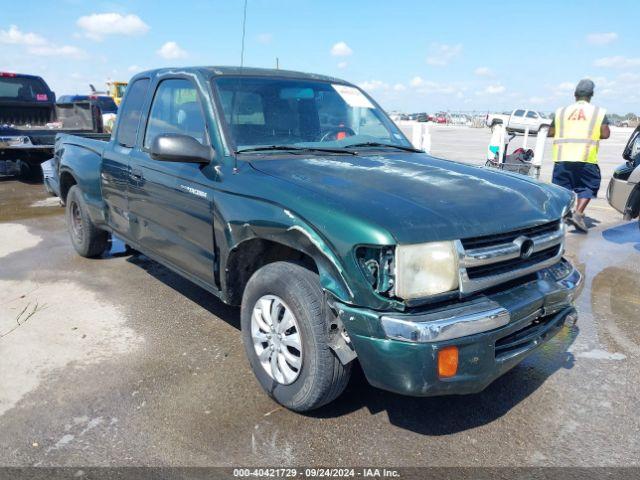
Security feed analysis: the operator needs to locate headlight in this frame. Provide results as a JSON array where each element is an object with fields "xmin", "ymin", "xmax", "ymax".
[
  {"xmin": 394, "ymin": 241, "xmax": 459, "ymax": 299},
  {"xmin": 563, "ymin": 192, "xmax": 577, "ymax": 221}
]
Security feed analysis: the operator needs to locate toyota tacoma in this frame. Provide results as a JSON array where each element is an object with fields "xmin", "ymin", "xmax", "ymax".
[{"xmin": 54, "ymin": 67, "xmax": 582, "ymax": 411}]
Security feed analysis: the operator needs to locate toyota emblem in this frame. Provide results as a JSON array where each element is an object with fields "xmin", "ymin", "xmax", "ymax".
[{"xmin": 514, "ymin": 236, "xmax": 535, "ymax": 260}]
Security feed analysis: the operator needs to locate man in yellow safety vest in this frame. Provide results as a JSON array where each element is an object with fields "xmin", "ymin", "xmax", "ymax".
[{"xmin": 548, "ymin": 79, "xmax": 610, "ymax": 232}]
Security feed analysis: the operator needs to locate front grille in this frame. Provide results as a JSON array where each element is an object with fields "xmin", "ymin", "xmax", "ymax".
[
  {"xmin": 461, "ymin": 220, "xmax": 561, "ymax": 250},
  {"xmin": 457, "ymin": 219, "xmax": 565, "ymax": 295},
  {"xmin": 466, "ymin": 245, "xmax": 561, "ymax": 279}
]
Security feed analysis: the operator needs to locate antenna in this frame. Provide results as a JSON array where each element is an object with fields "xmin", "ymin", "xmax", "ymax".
[{"xmin": 240, "ymin": 0, "xmax": 248, "ymax": 67}]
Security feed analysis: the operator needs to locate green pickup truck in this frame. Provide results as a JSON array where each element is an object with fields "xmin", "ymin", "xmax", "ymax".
[{"xmin": 54, "ymin": 67, "xmax": 582, "ymax": 411}]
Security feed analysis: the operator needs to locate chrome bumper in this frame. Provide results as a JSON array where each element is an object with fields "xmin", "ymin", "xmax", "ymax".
[{"xmin": 381, "ymin": 259, "xmax": 582, "ymax": 343}]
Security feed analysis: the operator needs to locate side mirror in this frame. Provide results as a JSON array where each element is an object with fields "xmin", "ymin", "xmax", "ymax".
[{"xmin": 150, "ymin": 133, "xmax": 213, "ymax": 164}]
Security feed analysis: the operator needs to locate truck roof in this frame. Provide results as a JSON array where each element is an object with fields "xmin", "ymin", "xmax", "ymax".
[
  {"xmin": 132, "ymin": 66, "xmax": 352, "ymax": 86},
  {"xmin": 0, "ymin": 71, "xmax": 48, "ymax": 82}
]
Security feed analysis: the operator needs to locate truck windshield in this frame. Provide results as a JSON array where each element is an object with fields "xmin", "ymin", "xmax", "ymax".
[
  {"xmin": 0, "ymin": 76, "xmax": 50, "ymax": 101},
  {"xmin": 213, "ymin": 77, "xmax": 411, "ymax": 151}
]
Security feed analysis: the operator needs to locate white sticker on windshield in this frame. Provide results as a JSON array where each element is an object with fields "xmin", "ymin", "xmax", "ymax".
[{"xmin": 332, "ymin": 84, "xmax": 374, "ymax": 109}]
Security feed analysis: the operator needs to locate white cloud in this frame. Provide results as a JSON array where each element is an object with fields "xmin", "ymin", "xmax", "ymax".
[
  {"xmin": 594, "ymin": 56, "xmax": 640, "ymax": 68},
  {"xmin": 0, "ymin": 25, "xmax": 46, "ymax": 46},
  {"xmin": 586, "ymin": 32, "xmax": 618, "ymax": 46},
  {"xmin": 257, "ymin": 33, "xmax": 272, "ymax": 44},
  {"xmin": 359, "ymin": 80, "xmax": 389, "ymax": 91},
  {"xmin": 157, "ymin": 41, "xmax": 187, "ymax": 59},
  {"xmin": 29, "ymin": 45, "xmax": 86, "ymax": 59},
  {"xmin": 426, "ymin": 43, "xmax": 462, "ymax": 66},
  {"xmin": 0, "ymin": 24, "xmax": 85, "ymax": 59},
  {"xmin": 553, "ymin": 81, "xmax": 575, "ymax": 96},
  {"xmin": 409, "ymin": 76, "xmax": 424, "ymax": 87},
  {"xmin": 474, "ymin": 66, "xmax": 493, "ymax": 77},
  {"xmin": 420, "ymin": 81, "xmax": 459, "ymax": 95},
  {"xmin": 330, "ymin": 41, "xmax": 353, "ymax": 57},
  {"xmin": 483, "ymin": 84, "xmax": 506, "ymax": 95},
  {"xmin": 77, "ymin": 13, "xmax": 149, "ymax": 41},
  {"xmin": 528, "ymin": 96, "xmax": 548, "ymax": 105},
  {"xmin": 337, "ymin": 61, "xmax": 348, "ymax": 69},
  {"xmin": 128, "ymin": 65, "xmax": 143, "ymax": 72},
  {"xmin": 393, "ymin": 83, "xmax": 406, "ymax": 91}
]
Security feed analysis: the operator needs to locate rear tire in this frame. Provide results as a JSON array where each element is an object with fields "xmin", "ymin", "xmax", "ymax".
[
  {"xmin": 241, "ymin": 262, "xmax": 351, "ymax": 412},
  {"xmin": 66, "ymin": 185, "xmax": 109, "ymax": 258}
]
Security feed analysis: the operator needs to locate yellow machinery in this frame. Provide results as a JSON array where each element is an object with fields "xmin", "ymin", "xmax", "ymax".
[{"xmin": 107, "ymin": 81, "xmax": 128, "ymax": 106}]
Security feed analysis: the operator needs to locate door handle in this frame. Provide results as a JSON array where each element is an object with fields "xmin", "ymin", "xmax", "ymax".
[{"xmin": 130, "ymin": 169, "xmax": 143, "ymax": 181}]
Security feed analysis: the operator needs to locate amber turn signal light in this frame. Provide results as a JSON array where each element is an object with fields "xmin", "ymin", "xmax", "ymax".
[{"xmin": 438, "ymin": 346, "xmax": 459, "ymax": 378}]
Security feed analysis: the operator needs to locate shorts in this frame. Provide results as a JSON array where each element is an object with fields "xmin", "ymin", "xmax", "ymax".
[{"xmin": 552, "ymin": 161, "xmax": 601, "ymax": 199}]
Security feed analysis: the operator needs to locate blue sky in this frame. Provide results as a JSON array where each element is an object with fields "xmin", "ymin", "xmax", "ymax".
[{"xmin": 2, "ymin": 0, "xmax": 638, "ymax": 113}]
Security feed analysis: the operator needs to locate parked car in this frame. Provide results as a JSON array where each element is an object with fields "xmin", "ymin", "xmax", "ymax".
[
  {"xmin": 449, "ymin": 113, "xmax": 472, "ymax": 126},
  {"xmin": 388, "ymin": 113, "xmax": 409, "ymax": 123},
  {"xmin": 486, "ymin": 109, "xmax": 551, "ymax": 133},
  {"xmin": 509, "ymin": 109, "xmax": 550, "ymax": 133},
  {"xmin": 431, "ymin": 112, "xmax": 448, "ymax": 124},
  {"xmin": 616, "ymin": 118, "xmax": 639, "ymax": 129},
  {"xmin": 54, "ymin": 66, "xmax": 581, "ymax": 411},
  {"xmin": 0, "ymin": 72, "xmax": 108, "ymax": 178},
  {"xmin": 607, "ymin": 126, "xmax": 640, "ymax": 226}
]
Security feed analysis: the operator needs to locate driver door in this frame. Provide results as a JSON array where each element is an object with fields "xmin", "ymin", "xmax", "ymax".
[{"xmin": 128, "ymin": 77, "xmax": 216, "ymax": 285}]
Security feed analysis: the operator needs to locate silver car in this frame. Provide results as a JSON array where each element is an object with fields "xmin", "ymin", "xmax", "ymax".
[{"xmin": 607, "ymin": 126, "xmax": 640, "ymax": 226}]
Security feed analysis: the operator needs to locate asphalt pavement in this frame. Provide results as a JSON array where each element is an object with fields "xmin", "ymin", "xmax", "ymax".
[{"xmin": 0, "ymin": 126, "xmax": 638, "ymax": 467}]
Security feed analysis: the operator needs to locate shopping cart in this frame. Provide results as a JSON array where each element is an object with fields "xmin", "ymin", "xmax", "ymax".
[
  {"xmin": 485, "ymin": 149, "xmax": 534, "ymax": 176},
  {"xmin": 484, "ymin": 129, "xmax": 535, "ymax": 176}
]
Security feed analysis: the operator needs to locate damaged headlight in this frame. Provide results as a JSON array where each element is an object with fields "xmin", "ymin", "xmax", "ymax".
[
  {"xmin": 563, "ymin": 192, "xmax": 577, "ymax": 221},
  {"xmin": 394, "ymin": 241, "xmax": 459, "ymax": 299}
]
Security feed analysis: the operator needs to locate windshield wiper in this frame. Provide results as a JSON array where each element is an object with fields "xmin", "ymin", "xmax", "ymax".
[
  {"xmin": 344, "ymin": 142, "xmax": 423, "ymax": 153},
  {"xmin": 235, "ymin": 145, "xmax": 356, "ymax": 155}
]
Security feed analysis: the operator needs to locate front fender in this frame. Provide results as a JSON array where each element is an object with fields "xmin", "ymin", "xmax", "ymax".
[{"xmin": 214, "ymin": 190, "xmax": 353, "ymax": 303}]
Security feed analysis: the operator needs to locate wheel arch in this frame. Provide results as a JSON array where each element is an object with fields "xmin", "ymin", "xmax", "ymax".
[
  {"xmin": 58, "ymin": 169, "xmax": 78, "ymax": 205},
  {"xmin": 223, "ymin": 231, "xmax": 353, "ymax": 307}
]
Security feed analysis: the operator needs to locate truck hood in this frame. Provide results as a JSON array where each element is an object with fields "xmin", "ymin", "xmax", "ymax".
[{"xmin": 249, "ymin": 152, "xmax": 571, "ymax": 244}]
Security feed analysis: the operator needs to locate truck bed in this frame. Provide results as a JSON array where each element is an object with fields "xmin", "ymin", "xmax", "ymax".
[{"xmin": 1, "ymin": 100, "xmax": 108, "ymax": 165}]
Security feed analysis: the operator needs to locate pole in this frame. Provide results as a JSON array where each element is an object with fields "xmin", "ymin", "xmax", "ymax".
[
  {"xmin": 532, "ymin": 126, "xmax": 548, "ymax": 180},
  {"xmin": 240, "ymin": 0, "xmax": 248, "ymax": 67}
]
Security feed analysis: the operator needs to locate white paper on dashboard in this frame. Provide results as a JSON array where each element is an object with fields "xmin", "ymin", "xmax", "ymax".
[{"xmin": 331, "ymin": 84, "xmax": 374, "ymax": 108}]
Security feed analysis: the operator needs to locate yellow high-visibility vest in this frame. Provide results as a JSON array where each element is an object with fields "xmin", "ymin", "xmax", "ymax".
[{"xmin": 552, "ymin": 100, "xmax": 606, "ymax": 163}]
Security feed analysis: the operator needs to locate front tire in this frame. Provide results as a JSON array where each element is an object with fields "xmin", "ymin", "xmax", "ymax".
[
  {"xmin": 241, "ymin": 262, "xmax": 351, "ymax": 412},
  {"xmin": 66, "ymin": 185, "xmax": 109, "ymax": 258}
]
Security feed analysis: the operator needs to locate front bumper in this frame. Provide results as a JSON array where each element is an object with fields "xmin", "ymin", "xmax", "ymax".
[{"xmin": 336, "ymin": 258, "xmax": 582, "ymax": 397}]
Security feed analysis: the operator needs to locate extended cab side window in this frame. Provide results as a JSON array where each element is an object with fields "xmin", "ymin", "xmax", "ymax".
[
  {"xmin": 514, "ymin": 109, "xmax": 525, "ymax": 117},
  {"xmin": 144, "ymin": 79, "xmax": 207, "ymax": 150},
  {"xmin": 116, "ymin": 78, "xmax": 150, "ymax": 147}
]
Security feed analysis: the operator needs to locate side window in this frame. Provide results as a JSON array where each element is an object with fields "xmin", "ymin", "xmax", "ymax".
[
  {"xmin": 526, "ymin": 111, "xmax": 538, "ymax": 119},
  {"xmin": 144, "ymin": 79, "xmax": 207, "ymax": 149},
  {"xmin": 116, "ymin": 78, "xmax": 150, "ymax": 147},
  {"xmin": 513, "ymin": 109, "xmax": 525, "ymax": 117}
]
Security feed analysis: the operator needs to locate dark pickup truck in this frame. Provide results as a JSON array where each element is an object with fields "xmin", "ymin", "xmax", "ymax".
[
  {"xmin": 0, "ymin": 72, "xmax": 107, "ymax": 177},
  {"xmin": 55, "ymin": 66, "xmax": 582, "ymax": 411}
]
